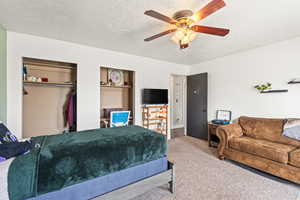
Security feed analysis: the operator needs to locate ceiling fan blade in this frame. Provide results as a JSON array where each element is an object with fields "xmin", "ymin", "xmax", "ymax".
[
  {"xmin": 144, "ymin": 10, "xmax": 177, "ymax": 24},
  {"xmin": 144, "ymin": 29, "xmax": 177, "ymax": 41},
  {"xmin": 191, "ymin": 25, "xmax": 229, "ymax": 36},
  {"xmin": 192, "ymin": 0, "xmax": 226, "ymax": 22}
]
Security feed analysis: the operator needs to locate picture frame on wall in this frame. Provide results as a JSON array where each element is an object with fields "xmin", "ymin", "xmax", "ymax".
[{"xmin": 216, "ymin": 110, "xmax": 232, "ymax": 121}]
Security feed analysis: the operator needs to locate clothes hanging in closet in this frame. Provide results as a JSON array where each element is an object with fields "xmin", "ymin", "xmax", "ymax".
[{"xmin": 66, "ymin": 91, "xmax": 77, "ymax": 132}]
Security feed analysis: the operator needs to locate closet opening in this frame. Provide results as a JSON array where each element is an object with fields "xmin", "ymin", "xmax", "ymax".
[
  {"xmin": 22, "ymin": 57, "xmax": 77, "ymax": 138},
  {"xmin": 100, "ymin": 67, "xmax": 135, "ymax": 128}
]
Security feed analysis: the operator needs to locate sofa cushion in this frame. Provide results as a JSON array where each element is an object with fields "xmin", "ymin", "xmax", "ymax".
[
  {"xmin": 289, "ymin": 149, "xmax": 300, "ymax": 168},
  {"xmin": 229, "ymin": 136, "xmax": 296, "ymax": 164},
  {"xmin": 239, "ymin": 116, "xmax": 300, "ymax": 147}
]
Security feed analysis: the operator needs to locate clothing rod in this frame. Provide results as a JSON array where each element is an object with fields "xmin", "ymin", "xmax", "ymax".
[
  {"xmin": 23, "ymin": 61, "xmax": 76, "ymax": 70},
  {"xmin": 23, "ymin": 82, "xmax": 75, "ymax": 88}
]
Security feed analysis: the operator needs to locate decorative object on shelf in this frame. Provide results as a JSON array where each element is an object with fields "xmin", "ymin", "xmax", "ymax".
[
  {"xmin": 23, "ymin": 87, "xmax": 28, "ymax": 95},
  {"xmin": 27, "ymin": 76, "xmax": 37, "ymax": 82},
  {"xmin": 108, "ymin": 69, "xmax": 124, "ymax": 86},
  {"xmin": 108, "ymin": 79, "xmax": 112, "ymax": 86},
  {"xmin": 23, "ymin": 65, "xmax": 28, "ymax": 81},
  {"xmin": 288, "ymin": 78, "xmax": 300, "ymax": 84},
  {"xmin": 142, "ymin": 105, "xmax": 168, "ymax": 135},
  {"xmin": 254, "ymin": 82, "xmax": 272, "ymax": 92},
  {"xmin": 26, "ymin": 76, "xmax": 47, "ymax": 83},
  {"xmin": 41, "ymin": 77, "xmax": 48, "ymax": 82}
]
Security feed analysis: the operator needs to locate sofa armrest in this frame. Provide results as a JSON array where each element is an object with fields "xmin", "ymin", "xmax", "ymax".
[{"xmin": 216, "ymin": 123, "xmax": 243, "ymax": 160}]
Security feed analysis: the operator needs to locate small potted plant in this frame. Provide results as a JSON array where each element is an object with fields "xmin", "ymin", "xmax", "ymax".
[{"xmin": 254, "ymin": 82, "xmax": 272, "ymax": 92}]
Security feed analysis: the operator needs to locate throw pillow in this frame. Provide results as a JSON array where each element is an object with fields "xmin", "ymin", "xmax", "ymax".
[
  {"xmin": 0, "ymin": 140, "xmax": 36, "ymax": 161},
  {"xmin": 282, "ymin": 119, "xmax": 300, "ymax": 141},
  {"xmin": 0, "ymin": 122, "xmax": 18, "ymax": 144}
]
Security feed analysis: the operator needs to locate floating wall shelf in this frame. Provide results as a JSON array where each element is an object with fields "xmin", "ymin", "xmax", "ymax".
[
  {"xmin": 260, "ymin": 90, "xmax": 288, "ymax": 93},
  {"xmin": 100, "ymin": 85, "xmax": 132, "ymax": 89},
  {"xmin": 288, "ymin": 81, "xmax": 300, "ymax": 84}
]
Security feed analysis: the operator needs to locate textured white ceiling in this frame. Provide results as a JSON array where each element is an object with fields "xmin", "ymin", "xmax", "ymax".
[{"xmin": 0, "ymin": 0, "xmax": 300, "ymax": 65}]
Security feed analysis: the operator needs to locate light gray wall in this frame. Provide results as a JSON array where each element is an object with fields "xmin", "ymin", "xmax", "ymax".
[
  {"xmin": 189, "ymin": 36, "xmax": 300, "ymax": 121},
  {"xmin": 0, "ymin": 24, "xmax": 7, "ymax": 123}
]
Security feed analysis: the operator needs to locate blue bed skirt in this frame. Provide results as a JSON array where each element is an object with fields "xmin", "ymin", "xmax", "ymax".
[{"xmin": 27, "ymin": 157, "xmax": 168, "ymax": 200}]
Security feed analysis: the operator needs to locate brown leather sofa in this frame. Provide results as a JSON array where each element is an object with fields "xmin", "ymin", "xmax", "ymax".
[{"xmin": 217, "ymin": 116, "xmax": 300, "ymax": 184}]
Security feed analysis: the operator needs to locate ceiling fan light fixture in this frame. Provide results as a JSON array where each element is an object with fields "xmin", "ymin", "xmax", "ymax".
[
  {"xmin": 190, "ymin": 13, "xmax": 202, "ymax": 22},
  {"xmin": 172, "ymin": 29, "xmax": 185, "ymax": 42},
  {"xmin": 179, "ymin": 41, "xmax": 189, "ymax": 50},
  {"xmin": 171, "ymin": 28, "xmax": 197, "ymax": 46}
]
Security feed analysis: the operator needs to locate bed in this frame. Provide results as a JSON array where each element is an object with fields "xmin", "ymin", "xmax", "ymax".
[{"xmin": 2, "ymin": 126, "xmax": 175, "ymax": 200}]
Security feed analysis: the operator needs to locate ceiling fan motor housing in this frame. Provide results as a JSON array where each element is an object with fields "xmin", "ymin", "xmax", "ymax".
[
  {"xmin": 173, "ymin": 10, "xmax": 193, "ymax": 20},
  {"xmin": 173, "ymin": 10, "xmax": 195, "ymax": 28}
]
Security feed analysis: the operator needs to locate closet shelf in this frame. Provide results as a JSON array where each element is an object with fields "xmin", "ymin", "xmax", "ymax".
[
  {"xmin": 100, "ymin": 85, "xmax": 132, "ymax": 89},
  {"xmin": 24, "ymin": 81, "xmax": 75, "ymax": 87}
]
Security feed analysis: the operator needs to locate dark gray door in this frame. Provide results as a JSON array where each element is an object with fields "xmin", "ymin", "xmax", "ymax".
[{"xmin": 187, "ymin": 73, "xmax": 208, "ymax": 140}]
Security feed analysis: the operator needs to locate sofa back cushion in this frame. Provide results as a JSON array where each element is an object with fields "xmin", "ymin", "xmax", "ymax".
[{"xmin": 239, "ymin": 116, "xmax": 300, "ymax": 147}]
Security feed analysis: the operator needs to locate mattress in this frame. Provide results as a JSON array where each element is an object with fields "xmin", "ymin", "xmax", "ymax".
[
  {"xmin": 27, "ymin": 157, "xmax": 168, "ymax": 200},
  {"xmin": 8, "ymin": 126, "xmax": 167, "ymax": 200},
  {"xmin": 0, "ymin": 158, "xmax": 14, "ymax": 200}
]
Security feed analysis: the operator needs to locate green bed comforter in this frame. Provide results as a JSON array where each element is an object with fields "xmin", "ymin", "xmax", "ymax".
[{"xmin": 8, "ymin": 126, "xmax": 167, "ymax": 200}]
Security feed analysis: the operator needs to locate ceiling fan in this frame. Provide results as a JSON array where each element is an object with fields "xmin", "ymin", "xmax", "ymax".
[{"xmin": 144, "ymin": 0, "xmax": 230, "ymax": 49}]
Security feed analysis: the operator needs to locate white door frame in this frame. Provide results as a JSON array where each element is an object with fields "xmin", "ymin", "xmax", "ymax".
[{"xmin": 169, "ymin": 74, "xmax": 187, "ymax": 136}]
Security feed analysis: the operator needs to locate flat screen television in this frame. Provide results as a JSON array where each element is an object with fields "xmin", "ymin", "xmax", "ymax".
[{"xmin": 142, "ymin": 89, "xmax": 168, "ymax": 104}]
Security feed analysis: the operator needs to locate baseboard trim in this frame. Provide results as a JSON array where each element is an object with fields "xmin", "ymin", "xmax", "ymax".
[{"xmin": 172, "ymin": 125, "xmax": 184, "ymax": 129}]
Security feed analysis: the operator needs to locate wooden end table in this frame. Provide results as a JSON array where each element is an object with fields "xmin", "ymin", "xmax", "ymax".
[{"xmin": 208, "ymin": 123, "xmax": 221, "ymax": 147}]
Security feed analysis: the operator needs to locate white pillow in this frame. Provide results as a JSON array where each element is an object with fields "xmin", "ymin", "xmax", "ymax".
[{"xmin": 284, "ymin": 118, "xmax": 300, "ymax": 129}]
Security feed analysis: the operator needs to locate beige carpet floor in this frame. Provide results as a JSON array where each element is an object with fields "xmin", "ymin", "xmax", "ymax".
[{"xmin": 133, "ymin": 136, "xmax": 300, "ymax": 200}]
